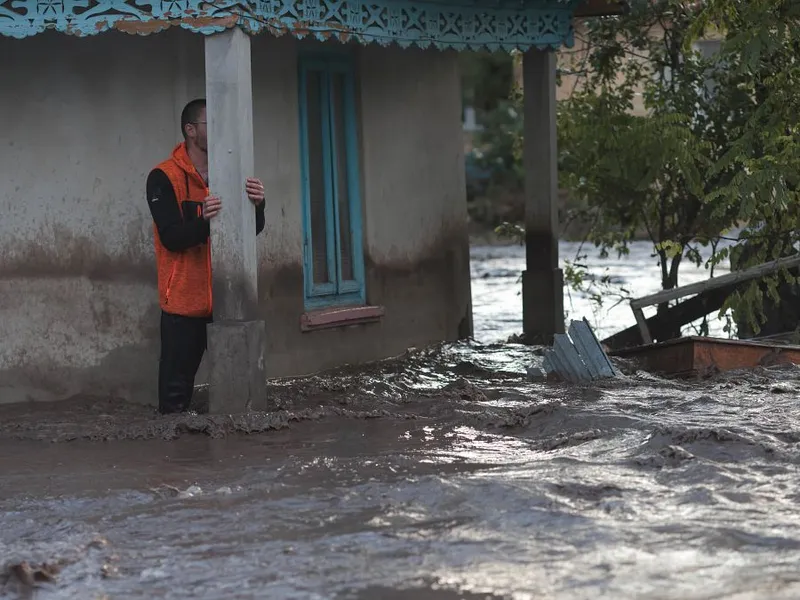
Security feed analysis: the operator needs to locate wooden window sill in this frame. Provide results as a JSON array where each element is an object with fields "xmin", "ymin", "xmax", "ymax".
[{"xmin": 301, "ymin": 305, "xmax": 385, "ymax": 332}]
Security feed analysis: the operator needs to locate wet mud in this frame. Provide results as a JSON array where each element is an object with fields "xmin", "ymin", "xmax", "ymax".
[{"xmin": 3, "ymin": 341, "xmax": 800, "ymax": 599}]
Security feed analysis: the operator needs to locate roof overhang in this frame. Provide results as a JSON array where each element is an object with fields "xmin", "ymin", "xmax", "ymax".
[{"xmin": 0, "ymin": 0, "xmax": 600, "ymax": 52}]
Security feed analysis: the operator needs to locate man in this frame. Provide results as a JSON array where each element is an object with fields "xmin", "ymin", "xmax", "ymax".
[{"xmin": 146, "ymin": 98, "xmax": 266, "ymax": 414}]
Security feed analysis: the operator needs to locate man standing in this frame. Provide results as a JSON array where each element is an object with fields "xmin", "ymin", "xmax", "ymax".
[{"xmin": 146, "ymin": 98, "xmax": 266, "ymax": 414}]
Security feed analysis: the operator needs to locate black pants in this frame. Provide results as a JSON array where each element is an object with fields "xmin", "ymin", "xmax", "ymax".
[{"xmin": 158, "ymin": 311, "xmax": 211, "ymax": 414}]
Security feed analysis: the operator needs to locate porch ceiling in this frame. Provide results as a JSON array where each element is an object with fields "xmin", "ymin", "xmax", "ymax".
[{"xmin": 0, "ymin": 0, "xmax": 613, "ymax": 51}]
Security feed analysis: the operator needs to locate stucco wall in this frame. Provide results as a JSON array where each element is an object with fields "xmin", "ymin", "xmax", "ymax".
[
  {"xmin": 0, "ymin": 30, "xmax": 205, "ymax": 404},
  {"xmin": 258, "ymin": 41, "xmax": 471, "ymax": 376},
  {"xmin": 0, "ymin": 30, "xmax": 470, "ymax": 405}
]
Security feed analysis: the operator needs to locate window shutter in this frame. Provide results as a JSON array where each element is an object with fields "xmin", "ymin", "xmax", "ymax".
[
  {"xmin": 330, "ymin": 71, "xmax": 355, "ymax": 283},
  {"xmin": 305, "ymin": 69, "xmax": 331, "ymax": 286},
  {"xmin": 299, "ymin": 55, "xmax": 365, "ymax": 309}
]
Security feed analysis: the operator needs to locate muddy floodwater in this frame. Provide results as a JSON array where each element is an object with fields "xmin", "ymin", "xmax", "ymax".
[
  {"xmin": 470, "ymin": 241, "xmax": 732, "ymax": 343},
  {"xmin": 3, "ymin": 243, "xmax": 800, "ymax": 600}
]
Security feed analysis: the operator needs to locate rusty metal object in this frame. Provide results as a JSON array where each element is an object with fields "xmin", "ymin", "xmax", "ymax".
[{"xmin": 610, "ymin": 336, "xmax": 800, "ymax": 378}]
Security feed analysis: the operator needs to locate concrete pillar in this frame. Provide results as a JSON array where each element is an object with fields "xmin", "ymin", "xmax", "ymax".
[
  {"xmin": 522, "ymin": 49, "xmax": 565, "ymax": 345},
  {"xmin": 204, "ymin": 27, "xmax": 266, "ymax": 413}
]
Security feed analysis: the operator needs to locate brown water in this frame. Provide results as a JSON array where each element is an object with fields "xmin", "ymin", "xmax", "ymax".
[{"xmin": 3, "ymin": 244, "xmax": 800, "ymax": 599}]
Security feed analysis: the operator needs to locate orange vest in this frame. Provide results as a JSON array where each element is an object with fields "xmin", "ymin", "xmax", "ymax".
[{"xmin": 153, "ymin": 143, "xmax": 213, "ymax": 318}]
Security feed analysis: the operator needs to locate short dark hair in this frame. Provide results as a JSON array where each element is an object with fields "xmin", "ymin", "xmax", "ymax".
[{"xmin": 180, "ymin": 99, "xmax": 206, "ymax": 139}]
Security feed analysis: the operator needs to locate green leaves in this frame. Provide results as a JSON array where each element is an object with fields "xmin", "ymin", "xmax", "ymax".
[
  {"xmin": 556, "ymin": 0, "xmax": 800, "ymax": 335},
  {"xmin": 655, "ymin": 240, "xmax": 684, "ymax": 260},
  {"xmin": 560, "ymin": 1, "xmax": 720, "ymax": 288}
]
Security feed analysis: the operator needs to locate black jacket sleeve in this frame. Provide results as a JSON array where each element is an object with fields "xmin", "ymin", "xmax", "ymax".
[
  {"xmin": 146, "ymin": 169, "xmax": 210, "ymax": 252},
  {"xmin": 255, "ymin": 200, "xmax": 266, "ymax": 236}
]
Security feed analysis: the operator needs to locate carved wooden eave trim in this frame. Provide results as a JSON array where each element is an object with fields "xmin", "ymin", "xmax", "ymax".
[{"xmin": 0, "ymin": 0, "xmax": 593, "ymax": 52}]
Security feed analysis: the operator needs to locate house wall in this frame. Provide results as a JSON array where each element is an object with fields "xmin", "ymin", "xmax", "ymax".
[
  {"xmin": 257, "ymin": 41, "xmax": 471, "ymax": 376},
  {"xmin": 0, "ymin": 30, "xmax": 470, "ymax": 405},
  {"xmin": 0, "ymin": 30, "xmax": 205, "ymax": 405}
]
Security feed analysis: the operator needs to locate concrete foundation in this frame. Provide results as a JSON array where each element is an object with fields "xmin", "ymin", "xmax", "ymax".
[{"xmin": 207, "ymin": 320, "xmax": 267, "ymax": 414}]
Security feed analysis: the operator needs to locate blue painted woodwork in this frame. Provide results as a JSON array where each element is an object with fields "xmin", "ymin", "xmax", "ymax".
[
  {"xmin": 0, "ymin": 0, "xmax": 581, "ymax": 52},
  {"xmin": 298, "ymin": 52, "xmax": 366, "ymax": 310}
]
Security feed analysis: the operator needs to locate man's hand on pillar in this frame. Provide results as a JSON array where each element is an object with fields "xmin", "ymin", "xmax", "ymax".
[
  {"xmin": 203, "ymin": 196, "xmax": 222, "ymax": 221},
  {"xmin": 246, "ymin": 177, "xmax": 265, "ymax": 206}
]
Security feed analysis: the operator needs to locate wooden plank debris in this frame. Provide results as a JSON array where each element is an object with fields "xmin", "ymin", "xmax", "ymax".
[
  {"xmin": 602, "ymin": 283, "xmax": 734, "ymax": 351},
  {"xmin": 612, "ymin": 254, "xmax": 800, "ymax": 349}
]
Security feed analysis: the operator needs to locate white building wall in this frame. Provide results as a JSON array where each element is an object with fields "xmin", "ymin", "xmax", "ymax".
[{"xmin": 0, "ymin": 30, "xmax": 204, "ymax": 404}]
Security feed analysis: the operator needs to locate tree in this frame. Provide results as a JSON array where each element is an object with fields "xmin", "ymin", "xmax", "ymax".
[
  {"xmin": 555, "ymin": 0, "xmax": 745, "ymax": 339},
  {"xmin": 688, "ymin": 0, "xmax": 800, "ymax": 336},
  {"xmin": 485, "ymin": 0, "xmax": 800, "ymax": 338},
  {"xmin": 459, "ymin": 51, "xmax": 515, "ymax": 116}
]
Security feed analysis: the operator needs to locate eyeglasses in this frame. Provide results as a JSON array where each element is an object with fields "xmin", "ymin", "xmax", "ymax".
[{"xmin": 190, "ymin": 121, "xmax": 207, "ymax": 125}]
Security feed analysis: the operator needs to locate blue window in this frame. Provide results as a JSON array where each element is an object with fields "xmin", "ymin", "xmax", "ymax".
[{"xmin": 298, "ymin": 54, "xmax": 366, "ymax": 310}]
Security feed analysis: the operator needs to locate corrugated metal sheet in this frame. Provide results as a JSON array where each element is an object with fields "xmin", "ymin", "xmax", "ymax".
[
  {"xmin": 552, "ymin": 333, "xmax": 592, "ymax": 382},
  {"xmin": 568, "ymin": 319, "xmax": 619, "ymax": 378},
  {"xmin": 540, "ymin": 318, "xmax": 619, "ymax": 383}
]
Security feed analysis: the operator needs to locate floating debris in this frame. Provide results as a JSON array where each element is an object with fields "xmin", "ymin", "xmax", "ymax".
[
  {"xmin": 610, "ymin": 335, "xmax": 800, "ymax": 378},
  {"xmin": 178, "ymin": 485, "xmax": 203, "ymax": 499},
  {"xmin": 150, "ymin": 484, "xmax": 203, "ymax": 499},
  {"xmin": 101, "ymin": 563, "xmax": 120, "ymax": 579},
  {"xmin": 3, "ymin": 560, "xmax": 61, "ymax": 590},
  {"xmin": 529, "ymin": 319, "xmax": 620, "ymax": 383}
]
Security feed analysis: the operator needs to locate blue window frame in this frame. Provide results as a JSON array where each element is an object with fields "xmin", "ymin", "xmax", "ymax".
[{"xmin": 298, "ymin": 54, "xmax": 366, "ymax": 310}]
